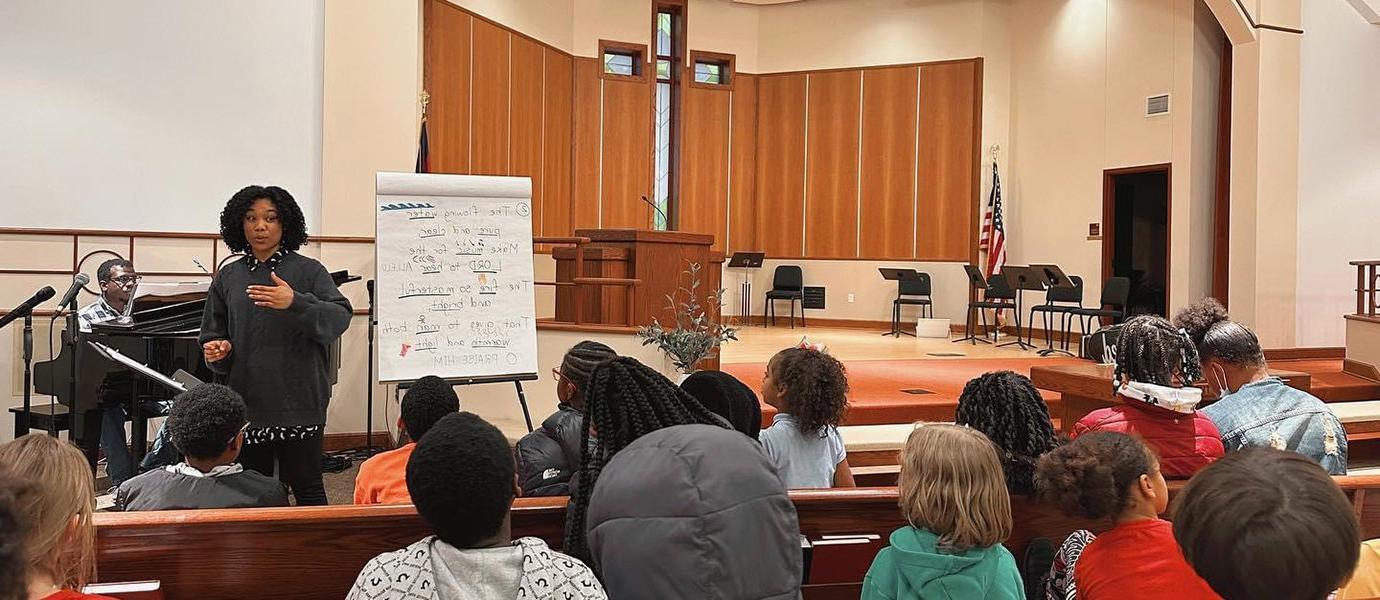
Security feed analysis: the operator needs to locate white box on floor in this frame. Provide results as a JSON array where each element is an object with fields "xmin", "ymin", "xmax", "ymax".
[{"xmin": 916, "ymin": 318, "xmax": 950, "ymax": 338}]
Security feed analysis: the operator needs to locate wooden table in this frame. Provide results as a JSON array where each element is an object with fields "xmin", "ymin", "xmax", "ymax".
[{"xmin": 1030, "ymin": 362, "xmax": 1311, "ymax": 434}]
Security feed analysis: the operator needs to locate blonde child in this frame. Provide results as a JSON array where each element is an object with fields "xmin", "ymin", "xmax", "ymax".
[{"xmin": 862, "ymin": 424, "xmax": 1023, "ymax": 599}]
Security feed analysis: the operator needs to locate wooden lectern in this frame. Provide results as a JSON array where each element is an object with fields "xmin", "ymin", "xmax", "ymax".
[{"xmin": 553, "ymin": 229, "xmax": 724, "ymax": 328}]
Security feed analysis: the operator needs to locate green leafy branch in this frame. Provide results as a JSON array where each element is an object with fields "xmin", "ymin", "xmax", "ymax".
[{"xmin": 636, "ymin": 261, "xmax": 739, "ymax": 374}]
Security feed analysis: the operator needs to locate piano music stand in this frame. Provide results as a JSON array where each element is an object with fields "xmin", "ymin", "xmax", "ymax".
[{"xmin": 727, "ymin": 252, "xmax": 765, "ymax": 326}]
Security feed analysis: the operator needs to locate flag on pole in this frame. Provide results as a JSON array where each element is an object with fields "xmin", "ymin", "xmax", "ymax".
[
  {"xmin": 415, "ymin": 120, "xmax": 430, "ymax": 174},
  {"xmin": 979, "ymin": 161, "xmax": 1006, "ymax": 277}
]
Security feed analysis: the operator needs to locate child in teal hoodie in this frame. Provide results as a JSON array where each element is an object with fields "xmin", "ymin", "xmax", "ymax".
[{"xmin": 862, "ymin": 424, "xmax": 1024, "ymax": 600}]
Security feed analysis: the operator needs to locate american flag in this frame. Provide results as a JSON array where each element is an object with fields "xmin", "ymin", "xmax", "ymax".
[
  {"xmin": 979, "ymin": 161, "xmax": 1006, "ymax": 276},
  {"xmin": 415, "ymin": 120, "xmax": 430, "ymax": 174}
]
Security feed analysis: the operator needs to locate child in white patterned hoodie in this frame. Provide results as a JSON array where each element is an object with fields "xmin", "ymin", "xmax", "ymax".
[{"xmin": 347, "ymin": 412, "xmax": 605, "ymax": 600}]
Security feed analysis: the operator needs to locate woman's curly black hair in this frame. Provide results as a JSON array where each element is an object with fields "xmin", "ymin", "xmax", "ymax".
[
  {"xmin": 219, "ymin": 185, "xmax": 308, "ymax": 253},
  {"xmin": 562, "ymin": 357, "xmax": 727, "ymax": 566},
  {"xmin": 955, "ymin": 371, "xmax": 1059, "ymax": 495},
  {"xmin": 1172, "ymin": 297, "xmax": 1264, "ymax": 367},
  {"xmin": 1114, "ymin": 314, "xmax": 1202, "ymax": 388},
  {"xmin": 769, "ymin": 347, "xmax": 849, "ymax": 435},
  {"xmin": 1035, "ymin": 431, "xmax": 1156, "ymax": 521}
]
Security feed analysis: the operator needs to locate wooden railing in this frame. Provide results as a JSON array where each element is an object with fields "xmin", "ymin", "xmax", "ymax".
[
  {"xmin": 1354, "ymin": 260, "xmax": 1380, "ymax": 318},
  {"xmin": 0, "ymin": 227, "xmax": 642, "ymax": 329},
  {"xmin": 532, "ymin": 235, "xmax": 640, "ymax": 328}
]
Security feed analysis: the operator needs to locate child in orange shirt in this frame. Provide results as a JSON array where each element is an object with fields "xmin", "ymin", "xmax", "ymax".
[{"xmin": 354, "ymin": 376, "xmax": 458, "ymax": 504}]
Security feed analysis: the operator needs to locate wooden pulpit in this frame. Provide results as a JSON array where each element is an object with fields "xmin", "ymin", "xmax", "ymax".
[{"xmin": 553, "ymin": 229, "xmax": 724, "ymax": 328}]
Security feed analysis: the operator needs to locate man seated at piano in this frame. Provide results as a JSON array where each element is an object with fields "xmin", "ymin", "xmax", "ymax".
[{"xmin": 76, "ymin": 258, "xmax": 177, "ymax": 489}]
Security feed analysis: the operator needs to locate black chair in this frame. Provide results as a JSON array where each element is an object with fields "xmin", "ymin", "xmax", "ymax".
[
  {"xmin": 764, "ymin": 265, "xmax": 805, "ymax": 328},
  {"xmin": 955, "ymin": 266, "xmax": 1017, "ymax": 344},
  {"xmin": 1072, "ymin": 276, "xmax": 1131, "ymax": 337},
  {"xmin": 1029, "ymin": 275, "xmax": 1083, "ymax": 355},
  {"xmin": 890, "ymin": 272, "xmax": 933, "ymax": 336}
]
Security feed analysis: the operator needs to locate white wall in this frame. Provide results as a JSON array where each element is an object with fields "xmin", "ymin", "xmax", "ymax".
[
  {"xmin": 1296, "ymin": 0, "xmax": 1380, "ymax": 346},
  {"xmin": 0, "ymin": 1, "xmax": 325, "ymax": 233}
]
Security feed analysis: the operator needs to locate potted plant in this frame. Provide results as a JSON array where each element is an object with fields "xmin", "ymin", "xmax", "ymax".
[{"xmin": 636, "ymin": 261, "xmax": 738, "ymax": 377}]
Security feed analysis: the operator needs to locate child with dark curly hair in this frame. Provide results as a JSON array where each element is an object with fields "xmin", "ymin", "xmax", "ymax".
[
  {"xmin": 956, "ymin": 371, "xmax": 1058, "ymax": 495},
  {"xmin": 758, "ymin": 346, "xmax": 855, "ymax": 489},
  {"xmin": 200, "ymin": 185, "xmax": 352, "ymax": 506},
  {"xmin": 114, "ymin": 383, "xmax": 288, "ymax": 511},
  {"xmin": 354, "ymin": 375, "xmax": 459, "ymax": 505},
  {"xmin": 1034, "ymin": 431, "xmax": 1217, "ymax": 600}
]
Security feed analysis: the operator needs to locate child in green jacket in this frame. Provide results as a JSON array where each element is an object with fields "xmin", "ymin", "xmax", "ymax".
[{"xmin": 862, "ymin": 424, "xmax": 1024, "ymax": 600}]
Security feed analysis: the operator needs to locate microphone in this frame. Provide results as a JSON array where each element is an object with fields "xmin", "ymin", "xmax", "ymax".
[
  {"xmin": 193, "ymin": 259, "xmax": 210, "ymax": 274},
  {"xmin": 0, "ymin": 286, "xmax": 56, "ymax": 330},
  {"xmin": 640, "ymin": 195, "xmax": 669, "ymax": 227},
  {"xmin": 52, "ymin": 274, "xmax": 90, "ymax": 317}
]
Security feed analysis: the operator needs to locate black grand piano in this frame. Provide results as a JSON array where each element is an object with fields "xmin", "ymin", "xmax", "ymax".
[
  {"xmin": 34, "ymin": 272, "xmax": 350, "ymax": 472},
  {"xmin": 35, "ymin": 283, "xmax": 213, "ymax": 469}
]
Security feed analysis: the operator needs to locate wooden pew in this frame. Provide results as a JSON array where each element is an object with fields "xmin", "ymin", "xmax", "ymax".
[{"xmin": 93, "ymin": 476, "xmax": 1380, "ymax": 600}]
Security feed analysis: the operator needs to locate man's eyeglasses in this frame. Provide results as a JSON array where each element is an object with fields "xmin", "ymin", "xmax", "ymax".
[
  {"xmin": 228, "ymin": 421, "xmax": 250, "ymax": 445},
  {"xmin": 110, "ymin": 275, "xmax": 142, "ymax": 286}
]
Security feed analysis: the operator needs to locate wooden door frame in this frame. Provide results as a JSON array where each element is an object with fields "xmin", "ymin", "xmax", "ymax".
[{"xmin": 1102, "ymin": 163, "xmax": 1173, "ymax": 313}]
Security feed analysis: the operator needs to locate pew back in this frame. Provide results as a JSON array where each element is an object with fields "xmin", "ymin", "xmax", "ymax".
[{"xmin": 94, "ymin": 476, "xmax": 1380, "ymax": 600}]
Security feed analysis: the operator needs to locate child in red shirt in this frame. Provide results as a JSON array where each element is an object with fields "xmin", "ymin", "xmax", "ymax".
[
  {"xmin": 1035, "ymin": 431, "xmax": 1218, "ymax": 600},
  {"xmin": 354, "ymin": 376, "xmax": 458, "ymax": 505}
]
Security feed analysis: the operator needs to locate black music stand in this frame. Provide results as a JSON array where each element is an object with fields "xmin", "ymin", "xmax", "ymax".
[
  {"xmin": 727, "ymin": 252, "xmax": 765, "ymax": 326},
  {"xmin": 878, "ymin": 268, "xmax": 919, "ymax": 337},
  {"xmin": 996, "ymin": 266, "xmax": 1039, "ymax": 350}
]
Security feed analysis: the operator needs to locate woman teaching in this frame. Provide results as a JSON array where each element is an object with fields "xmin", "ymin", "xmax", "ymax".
[{"xmin": 200, "ymin": 185, "xmax": 352, "ymax": 505}]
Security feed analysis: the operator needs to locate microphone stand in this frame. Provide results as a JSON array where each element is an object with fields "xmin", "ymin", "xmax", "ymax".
[
  {"xmin": 21, "ymin": 313, "xmax": 34, "ymax": 436},
  {"xmin": 62, "ymin": 298, "xmax": 81, "ymax": 439},
  {"xmin": 364, "ymin": 279, "xmax": 380, "ymax": 457}
]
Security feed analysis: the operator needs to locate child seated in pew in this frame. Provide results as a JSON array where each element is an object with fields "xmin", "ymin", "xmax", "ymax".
[
  {"xmin": 1035, "ymin": 431, "xmax": 1217, "ymax": 600},
  {"xmin": 585, "ymin": 424, "xmax": 802, "ymax": 598},
  {"xmin": 863, "ymin": 424, "xmax": 1024, "ymax": 600},
  {"xmin": 956, "ymin": 371, "xmax": 1059, "ymax": 495},
  {"xmin": 680, "ymin": 370, "xmax": 763, "ymax": 439},
  {"xmin": 1172, "ymin": 447, "xmax": 1361, "ymax": 600},
  {"xmin": 758, "ymin": 343, "xmax": 856, "ymax": 489},
  {"xmin": 348, "ymin": 412, "xmax": 606, "ymax": 599},
  {"xmin": 1073, "ymin": 315, "xmax": 1224, "ymax": 478},
  {"xmin": 114, "ymin": 383, "xmax": 287, "ymax": 511},
  {"xmin": 517, "ymin": 341, "xmax": 618, "ymax": 497},
  {"xmin": 1174, "ymin": 298, "xmax": 1347, "ymax": 474},
  {"xmin": 355, "ymin": 375, "xmax": 459, "ymax": 504},
  {"xmin": 0, "ymin": 434, "xmax": 116, "ymax": 600},
  {"xmin": 561, "ymin": 357, "xmax": 732, "ymax": 565}
]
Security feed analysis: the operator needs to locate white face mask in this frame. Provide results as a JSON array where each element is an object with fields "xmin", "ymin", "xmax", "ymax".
[
  {"xmin": 1116, "ymin": 380, "xmax": 1203, "ymax": 414},
  {"xmin": 1210, "ymin": 364, "xmax": 1234, "ymax": 396}
]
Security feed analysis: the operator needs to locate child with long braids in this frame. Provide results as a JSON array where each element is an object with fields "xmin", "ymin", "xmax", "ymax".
[
  {"xmin": 1034, "ymin": 431, "xmax": 1218, "ymax": 600},
  {"xmin": 1072, "ymin": 315, "xmax": 1223, "ymax": 478},
  {"xmin": 759, "ymin": 345, "xmax": 855, "ymax": 489},
  {"xmin": 562, "ymin": 357, "xmax": 729, "ymax": 564},
  {"xmin": 955, "ymin": 371, "xmax": 1059, "ymax": 496}
]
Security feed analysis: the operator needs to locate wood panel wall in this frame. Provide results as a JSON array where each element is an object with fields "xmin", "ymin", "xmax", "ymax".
[{"xmin": 423, "ymin": 1, "xmax": 982, "ymax": 261}]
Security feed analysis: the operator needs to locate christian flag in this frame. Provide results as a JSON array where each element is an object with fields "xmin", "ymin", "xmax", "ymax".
[
  {"xmin": 979, "ymin": 161, "xmax": 1006, "ymax": 276},
  {"xmin": 415, "ymin": 120, "xmax": 430, "ymax": 174}
]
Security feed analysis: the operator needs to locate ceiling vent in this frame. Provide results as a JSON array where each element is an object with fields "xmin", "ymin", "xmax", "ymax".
[{"xmin": 1146, "ymin": 94, "xmax": 1170, "ymax": 117}]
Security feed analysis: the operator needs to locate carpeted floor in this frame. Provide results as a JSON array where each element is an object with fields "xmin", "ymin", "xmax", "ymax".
[
  {"xmin": 724, "ymin": 356, "xmax": 1085, "ymax": 426},
  {"xmin": 725, "ymin": 357, "xmax": 1380, "ymax": 428}
]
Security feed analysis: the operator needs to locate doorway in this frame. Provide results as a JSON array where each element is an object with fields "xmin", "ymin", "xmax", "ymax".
[{"xmin": 1103, "ymin": 164, "xmax": 1170, "ymax": 317}]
